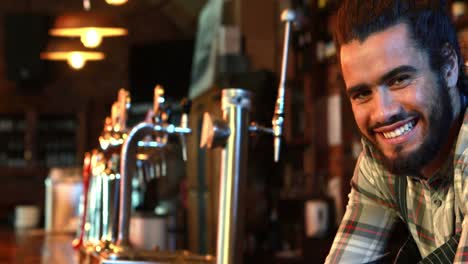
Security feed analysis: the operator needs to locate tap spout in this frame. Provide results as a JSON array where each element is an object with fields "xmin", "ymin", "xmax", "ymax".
[{"xmin": 116, "ymin": 122, "xmax": 155, "ymax": 247}]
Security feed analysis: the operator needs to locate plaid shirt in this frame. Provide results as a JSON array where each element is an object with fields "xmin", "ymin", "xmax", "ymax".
[{"xmin": 325, "ymin": 107, "xmax": 468, "ymax": 263}]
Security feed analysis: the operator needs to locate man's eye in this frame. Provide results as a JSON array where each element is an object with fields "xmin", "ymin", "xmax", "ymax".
[
  {"xmin": 352, "ymin": 90, "xmax": 371, "ymax": 101},
  {"xmin": 390, "ymin": 74, "xmax": 411, "ymax": 87}
]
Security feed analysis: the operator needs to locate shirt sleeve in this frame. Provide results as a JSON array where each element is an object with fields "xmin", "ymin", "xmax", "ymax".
[
  {"xmin": 454, "ymin": 217, "xmax": 468, "ymax": 263},
  {"xmin": 325, "ymin": 153, "xmax": 400, "ymax": 264},
  {"xmin": 454, "ymin": 154, "xmax": 468, "ymax": 263}
]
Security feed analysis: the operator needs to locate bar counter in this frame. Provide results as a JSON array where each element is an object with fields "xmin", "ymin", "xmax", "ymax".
[{"xmin": 0, "ymin": 228, "xmax": 77, "ymax": 264}]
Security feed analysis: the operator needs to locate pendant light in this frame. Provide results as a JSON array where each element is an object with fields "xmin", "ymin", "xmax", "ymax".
[
  {"xmin": 50, "ymin": 12, "xmax": 127, "ymax": 48},
  {"xmin": 105, "ymin": 0, "xmax": 128, "ymax": 6},
  {"xmin": 40, "ymin": 39, "xmax": 105, "ymax": 70}
]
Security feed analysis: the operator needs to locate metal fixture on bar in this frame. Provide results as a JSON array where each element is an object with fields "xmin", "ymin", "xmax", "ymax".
[
  {"xmin": 99, "ymin": 153, "xmax": 121, "ymax": 249},
  {"xmin": 75, "ymin": 89, "xmax": 131, "ymax": 264},
  {"xmin": 85, "ymin": 150, "xmax": 106, "ymax": 247},
  {"xmin": 200, "ymin": 8, "xmax": 296, "ymax": 264},
  {"xmin": 77, "ymin": 86, "xmax": 206, "ymax": 264},
  {"xmin": 272, "ymin": 8, "xmax": 296, "ymax": 162},
  {"xmin": 73, "ymin": 152, "xmax": 92, "ymax": 249},
  {"xmin": 201, "ymin": 89, "xmax": 251, "ymax": 264},
  {"xmin": 99, "ymin": 89, "xmax": 130, "ymax": 151},
  {"xmin": 115, "ymin": 86, "xmax": 192, "ymax": 252}
]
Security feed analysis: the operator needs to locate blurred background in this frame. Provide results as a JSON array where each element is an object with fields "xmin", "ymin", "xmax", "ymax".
[{"xmin": 0, "ymin": 0, "xmax": 465, "ymax": 263}]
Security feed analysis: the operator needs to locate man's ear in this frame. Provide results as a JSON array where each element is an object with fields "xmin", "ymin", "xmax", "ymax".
[{"xmin": 442, "ymin": 43, "xmax": 459, "ymax": 89}]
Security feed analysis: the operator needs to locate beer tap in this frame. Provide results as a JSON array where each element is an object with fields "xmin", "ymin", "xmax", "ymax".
[
  {"xmin": 77, "ymin": 87, "xmax": 212, "ymax": 263},
  {"xmin": 72, "ymin": 152, "xmax": 92, "ymax": 249},
  {"xmin": 272, "ymin": 9, "xmax": 296, "ymax": 162},
  {"xmin": 75, "ymin": 89, "xmax": 131, "ymax": 261},
  {"xmin": 100, "ymin": 154, "xmax": 120, "ymax": 246},
  {"xmin": 99, "ymin": 88, "xmax": 131, "ymax": 151},
  {"xmin": 200, "ymin": 8, "xmax": 296, "ymax": 264},
  {"xmin": 87, "ymin": 151, "xmax": 106, "ymax": 246},
  {"xmin": 94, "ymin": 89, "xmax": 130, "ymax": 249},
  {"xmin": 179, "ymin": 98, "xmax": 191, "ymax": 161},
  {"xmin": 115, "ymin": 85, "xmax": 192, "ymax": 252},
  {"xmin": 151, "ymin": 85, "xmax": 169, "ymax": 148}
]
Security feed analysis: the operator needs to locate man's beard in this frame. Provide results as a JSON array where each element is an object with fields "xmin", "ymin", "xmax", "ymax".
[{"xmin": 363, "ymin": 79, "xmax": 454, "ymax": 175}]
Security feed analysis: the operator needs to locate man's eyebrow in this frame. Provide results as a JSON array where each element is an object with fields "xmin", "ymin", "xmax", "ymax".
[
  {"xmin": 378, "ymin": 65, "xmax": 417, "ymax": 84},
  {"xmin": 345, "ymin": 65, "xmax": 418, "ymax": 98},
  {"xmin": 346, "ymin": 84, "xmax": 368, "ymax": 98}
]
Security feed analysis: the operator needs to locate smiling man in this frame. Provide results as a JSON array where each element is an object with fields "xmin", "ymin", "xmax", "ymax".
[{"xmin": 325, "ymin": 0, "xmax": 467, "ymax": 263}]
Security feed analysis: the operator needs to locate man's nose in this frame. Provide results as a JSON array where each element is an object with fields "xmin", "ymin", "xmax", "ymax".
[{"xmin": 372, "ymin": 88, "xmax": 400, "ymax": 124}]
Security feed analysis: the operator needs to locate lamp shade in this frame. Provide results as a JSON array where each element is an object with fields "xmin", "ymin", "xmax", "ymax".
[
  {"xmin": 40, "ymin": 38, "xmax": 105, "ymax": 70},
  {"xmin": 50, "ymin": 12, "xmax": 127, "ymax": 48},
  {"xmin": 105, "ymin": 0, "xmax": 128, "ymax": 5}
]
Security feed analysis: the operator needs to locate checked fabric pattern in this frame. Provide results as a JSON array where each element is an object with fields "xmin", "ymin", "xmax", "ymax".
[{"xmin": 325, "ymin": 107, "xmax": 468, "ymax": 263}]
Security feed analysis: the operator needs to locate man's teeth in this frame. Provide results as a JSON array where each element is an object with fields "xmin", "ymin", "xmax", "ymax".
[{"xmin": 382, "ymin": 122, "xmax": 415, "ymax": 139}]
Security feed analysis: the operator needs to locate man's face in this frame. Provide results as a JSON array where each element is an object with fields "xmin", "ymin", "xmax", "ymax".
[{"xmin": 340, "ymin": 23, "xmax": 453, "ymax": 174}]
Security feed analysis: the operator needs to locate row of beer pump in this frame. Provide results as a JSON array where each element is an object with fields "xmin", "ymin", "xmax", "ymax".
[{"xmin": 73, "ymin": 8, "xmax": 297, "ymax": 264}]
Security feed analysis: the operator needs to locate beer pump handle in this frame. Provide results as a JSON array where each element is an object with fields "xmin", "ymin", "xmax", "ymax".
[
  {"xmin": 117, "ymin": 88, "xmax": 130, "ymax": 132},
  {"xmin": 153, "ymin": 85, "xmax": 165, "ymax": 121},
  {"xmin": 179, "ymin": 98, "xmax": 191, "ymax": 161},
  {"xmin": 272, "ymin": 9, "xmax": 296, "ymax": 162}
]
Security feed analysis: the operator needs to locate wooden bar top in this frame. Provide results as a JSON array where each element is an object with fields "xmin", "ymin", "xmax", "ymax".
[{"xmin": 0, "ymin": 228, "xmax": 78, "ymax": 264}]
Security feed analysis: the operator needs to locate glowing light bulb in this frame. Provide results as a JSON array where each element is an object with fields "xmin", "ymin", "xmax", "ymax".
[
  {"xmin": 105, "ymin": 0, "xmax": 128, "ymax": 5},
  {"xmin": 81, "ymin": 29, "xmax": 102, "ymax": 48},
  {"xmin": 67, "ymin": 52, "xmax": 86, "ymax": 70}
]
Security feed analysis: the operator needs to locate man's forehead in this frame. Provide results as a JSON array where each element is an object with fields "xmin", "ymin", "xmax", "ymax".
[
  {"xmin": 341, "ymin": 23, "xmax": 412, "ymax": 64},
  {"xmin": 340, "ymin": 23, "xmax": 418, "ymax": 88}
]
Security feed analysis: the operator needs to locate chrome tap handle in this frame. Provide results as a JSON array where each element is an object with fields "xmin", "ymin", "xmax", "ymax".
[
  {"xmin": 161, "ymin": 152, "xmax": 167, "ymax": 177},
  {"xmin": 179, "ymin": 98, "xmax": 191, "ymax": 161},
  {"xmin": 117, "ymin": 88, "xmax": 130, "ymax": 132},
  {"xmin": 153, "ymin": 85, "xmax": 165, "ymax": 121},
  {"xmin": 180, "ymin": 98, "xmax": 191, "ymax": 128},
  {"xmin": 152, "ymin": 85, "xmax": 169, "ymax": 147},
  {"xmin": 200, "ymin": 112, "xmax": 230, "ymax": 149},
  {"xmin": 272, "ymin": 9, "xmax": 296, "ymax": 162},
  {"xmin": 111, "ymin": 103, "xmax": 119, "ymax": 130}
]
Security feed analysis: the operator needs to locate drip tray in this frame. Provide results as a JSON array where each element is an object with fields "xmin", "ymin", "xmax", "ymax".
[{"xmin": 88, "ymin": 249, "xmax": 214, "ymax": 264}]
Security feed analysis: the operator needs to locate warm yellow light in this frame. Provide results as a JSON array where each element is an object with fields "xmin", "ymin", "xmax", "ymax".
[
  {"xmin": 136, "ymin": 153, "xmax": 149, "ymax": 160},
  {"xmin": 105, "ymin": 0, "xmax": 128, "ymax": 5},
  {"xmin": 40, "ymin": 51, "xmax": 105, "ymax": 70},
  {"xmin": 68, "ymin": 52, "xmax": 86, "ymax": 70},
  {"xmin": 81, "ymin": 29, "xmax": 102, "ymax": 48},
  {"xmin": 50, "ymin": 27, "xmax": 127, "ymax": 48}
]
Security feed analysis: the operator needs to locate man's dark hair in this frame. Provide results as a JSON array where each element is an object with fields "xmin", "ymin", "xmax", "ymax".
[{"xmin": 335, "ymin": 0, "xmax": 466, "ymax": 94}]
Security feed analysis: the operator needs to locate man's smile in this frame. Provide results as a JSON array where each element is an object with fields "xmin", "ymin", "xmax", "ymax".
[{"xmin": 373, "ymin": 117, "xmax": 419, "ymax": 145}]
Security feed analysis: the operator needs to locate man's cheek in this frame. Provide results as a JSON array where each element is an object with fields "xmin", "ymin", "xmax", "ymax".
[{"xmin": 353, "ymin": 114, "xmax": 367, "ymax": 134}]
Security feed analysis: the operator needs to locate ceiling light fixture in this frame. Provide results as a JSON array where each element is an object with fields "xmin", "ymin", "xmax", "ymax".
[
  {"xmin": 105, "ymin": 0, "xmax": 128, "ymax": 6},
  {"xmin": 40, "ymin": 39, "xmax": 105, "ymax": 70},
  {"xmin": 50, "ymin": 12, "xmax": 127, "ymax": 48}
]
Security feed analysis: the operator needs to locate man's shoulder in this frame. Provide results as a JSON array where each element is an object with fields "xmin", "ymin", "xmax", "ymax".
[{"xmin": 454, "ymin": 107, "xmax": 468, "ymax": 169}]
